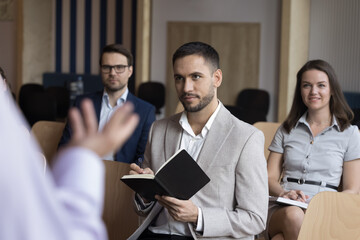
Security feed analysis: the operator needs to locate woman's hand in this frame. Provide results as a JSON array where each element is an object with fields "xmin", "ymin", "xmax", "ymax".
[{"xmin": 280, "ymin": 190, "xmax": 309, "ymax": 202}]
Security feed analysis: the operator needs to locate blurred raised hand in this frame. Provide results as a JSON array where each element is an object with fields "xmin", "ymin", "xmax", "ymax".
[{"xmin": 67, "ymin": 98, "xmax": 139, "ymax": 158}]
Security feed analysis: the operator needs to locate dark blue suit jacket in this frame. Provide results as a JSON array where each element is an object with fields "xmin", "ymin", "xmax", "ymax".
[{"xmin": 58, "ymin": 91, "xmax": 156, "ymax": 164}]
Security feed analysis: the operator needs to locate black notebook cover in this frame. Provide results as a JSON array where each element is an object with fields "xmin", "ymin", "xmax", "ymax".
[{"xmin": 121, "ymin": 149, "xmax": 210, "ymax": 200}]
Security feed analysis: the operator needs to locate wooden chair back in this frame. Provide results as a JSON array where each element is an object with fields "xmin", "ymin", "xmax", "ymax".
[
  {"xmin": 175, "ymin": 101, "xmax": 184, "ymax": 114},
  {"xmin": 298, "ymin": 191, "xmax": 360, "ymax": 240},
  {"xmin": 31, "ymin": 121, "xmax": 65, "ymax": 164},
  {"xmin": 102, "ymin": 160, "xmax": 139, "ymax": 240},
  {"xmin": 32, "ymin": 121, "xmax": 140, "ymax": 238},
  {"xmin": 253, "ymin": 121, "xmax": 281, "ymax": 160}
]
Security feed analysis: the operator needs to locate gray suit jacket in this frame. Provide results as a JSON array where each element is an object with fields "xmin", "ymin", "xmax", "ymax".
[{"xmin": 129, "ymin": 104, "xmax": 268, "ymax": 240}]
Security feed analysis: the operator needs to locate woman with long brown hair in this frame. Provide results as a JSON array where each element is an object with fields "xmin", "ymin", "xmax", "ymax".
[{"xmin": 266, "ymin": 59, "xmax": 360, "ymax": 240}]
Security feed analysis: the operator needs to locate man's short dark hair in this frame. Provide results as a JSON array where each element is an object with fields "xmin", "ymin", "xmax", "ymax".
[
  {"xmin": 172, "ymin": 41, "xmax": 220, "ymax": 72},
  {"xmin": 99, "ymin": 44, "xmax": 133, "ymax": 66}
]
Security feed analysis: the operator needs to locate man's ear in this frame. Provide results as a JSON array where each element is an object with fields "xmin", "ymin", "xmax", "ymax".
[
  {"xmin": 128, "ymin": 66, "xmax": 134, "ymax": 78},
  {"xmin": 213, "ymin": 69, "xmax": 222, "ymax": 87}
]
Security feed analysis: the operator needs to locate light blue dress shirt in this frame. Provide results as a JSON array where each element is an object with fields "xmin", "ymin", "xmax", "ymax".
[{"xmin": 99, "ymin": 89, "xmax": 128, "ymax": 160}]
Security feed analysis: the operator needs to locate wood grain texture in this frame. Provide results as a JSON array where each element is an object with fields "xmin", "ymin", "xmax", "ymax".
[
  {"xmin": 31, "ymin": 122, "xmax": 140, "ymax": 239},
  {"xmin": 253, "ymin": 121, "xmax": 281, "ymax": 160},
  {"xmin": 31, "ymin": 120, "xmax": 65, "ymax": 164},
  {"xmin": 298, "ymin": 191, "xmax": 360, "ymax": 240},
  {"xmin": 102, "ymin": 160, "xmax": 139, "ymax": 240}
]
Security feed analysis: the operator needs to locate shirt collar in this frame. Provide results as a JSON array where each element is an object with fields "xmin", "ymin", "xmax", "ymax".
[
  {"xmin": 296, "ymin": 111, "xmax": 340, "ymax": 131},
  {"xmin": 102, "ymin": 88, "xmax": 128, "ymax": 108},
  {"xmin": 179, "ymin": 100, "xmax": 222, "ymax": 137}
]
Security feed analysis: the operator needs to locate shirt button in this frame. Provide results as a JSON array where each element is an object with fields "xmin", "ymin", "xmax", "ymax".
[{"xmin": 310, "ymin": 140, "xmax": 314, "ymax": 144}]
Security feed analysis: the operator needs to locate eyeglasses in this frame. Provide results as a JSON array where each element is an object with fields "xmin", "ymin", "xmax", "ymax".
[{"xmin": 101, "ymin": 64, "xmax": 129, "ymax": 73}]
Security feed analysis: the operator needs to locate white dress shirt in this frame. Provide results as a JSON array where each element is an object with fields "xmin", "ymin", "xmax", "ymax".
[
  {"xmin": 0, "ymin": 91, "xmax": 107, "ymax": 240},
  {"xmin": 99, "ymin": 89, "xmax": 128, "ymax": 160},
  {"xmin": 148, "ymin": 101, "xmax": 221, "ymax": 236}
]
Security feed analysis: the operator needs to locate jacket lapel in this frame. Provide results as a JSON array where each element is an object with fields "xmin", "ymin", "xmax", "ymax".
[
  {"xmin": 196, "ymin": 105, "xmax": 234, "ymax": 168},
  {"xmin": 164, "ymin": 113, "xmax": 183, "ymax": 161},
  {"xmin": 93, "ymin": 91, "xmax": 103, "ymax": 121},
  {"xmin": 126, "ymin": 92, "xmax": 137, "ymax": 106}
]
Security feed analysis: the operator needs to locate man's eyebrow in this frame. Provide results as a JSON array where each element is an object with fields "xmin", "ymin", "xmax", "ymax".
[
  {"xmin": 302, "ymin": 80, "xmax": 327, "ymax": 84},
  {"xmin": 174, "ymin": 72, "xmax": 204, "ymax": 78},
  {"xmin": 190, "ymin": 71, "xmax": 203, "ymax": 76}
]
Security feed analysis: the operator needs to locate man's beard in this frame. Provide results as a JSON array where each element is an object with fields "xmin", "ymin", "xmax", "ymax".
[
  {"xmin": 102, "ymin": 78, "xmax": 127, "ymax": 93},
  {"xmin": 180, "ymin": 90, "xmax": 214, "ymax": 112}
]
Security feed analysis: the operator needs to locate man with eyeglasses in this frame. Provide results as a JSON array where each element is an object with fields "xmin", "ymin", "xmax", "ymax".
[{"xmin": 59, "ymin": 44, "xmax": 156, "ymax": 164}]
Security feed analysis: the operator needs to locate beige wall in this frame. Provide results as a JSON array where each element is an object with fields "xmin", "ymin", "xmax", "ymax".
[
  {"xmin": 0, "ymin": 0, "xmax": 17, "ymax": 93},
  {"xmin": 278, "ymin": 0, "xmax": 310, "ymax": 122},
  {"xmin": 21, "ymin": 0, "xmax": 54, "ymax": 86},
  {"xmin": 165, "ymin": 22, "xmax": 261, "ymax": 116},
  {"xmin": 151, "ymin": 0, "xmax": 281, "ymax": 121},
  {"xmin": 4, "ymin": 0, "xmax": 357, "ymax": 120},
  {"xmin": 0, "ymin": 21, "xmax": 17, "ymax": 91},
  {"xmin": 135, "ymin": 0, "xmax": 152, "ymax": 92},
  {"xmin": 309, "ymin": 0, "xmax": 360, "ymax": 92}
]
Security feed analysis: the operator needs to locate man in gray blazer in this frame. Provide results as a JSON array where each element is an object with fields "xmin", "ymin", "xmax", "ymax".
[{"xmin": 129, "ymin": 42, "xmax": 268, "ymax": 239}]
